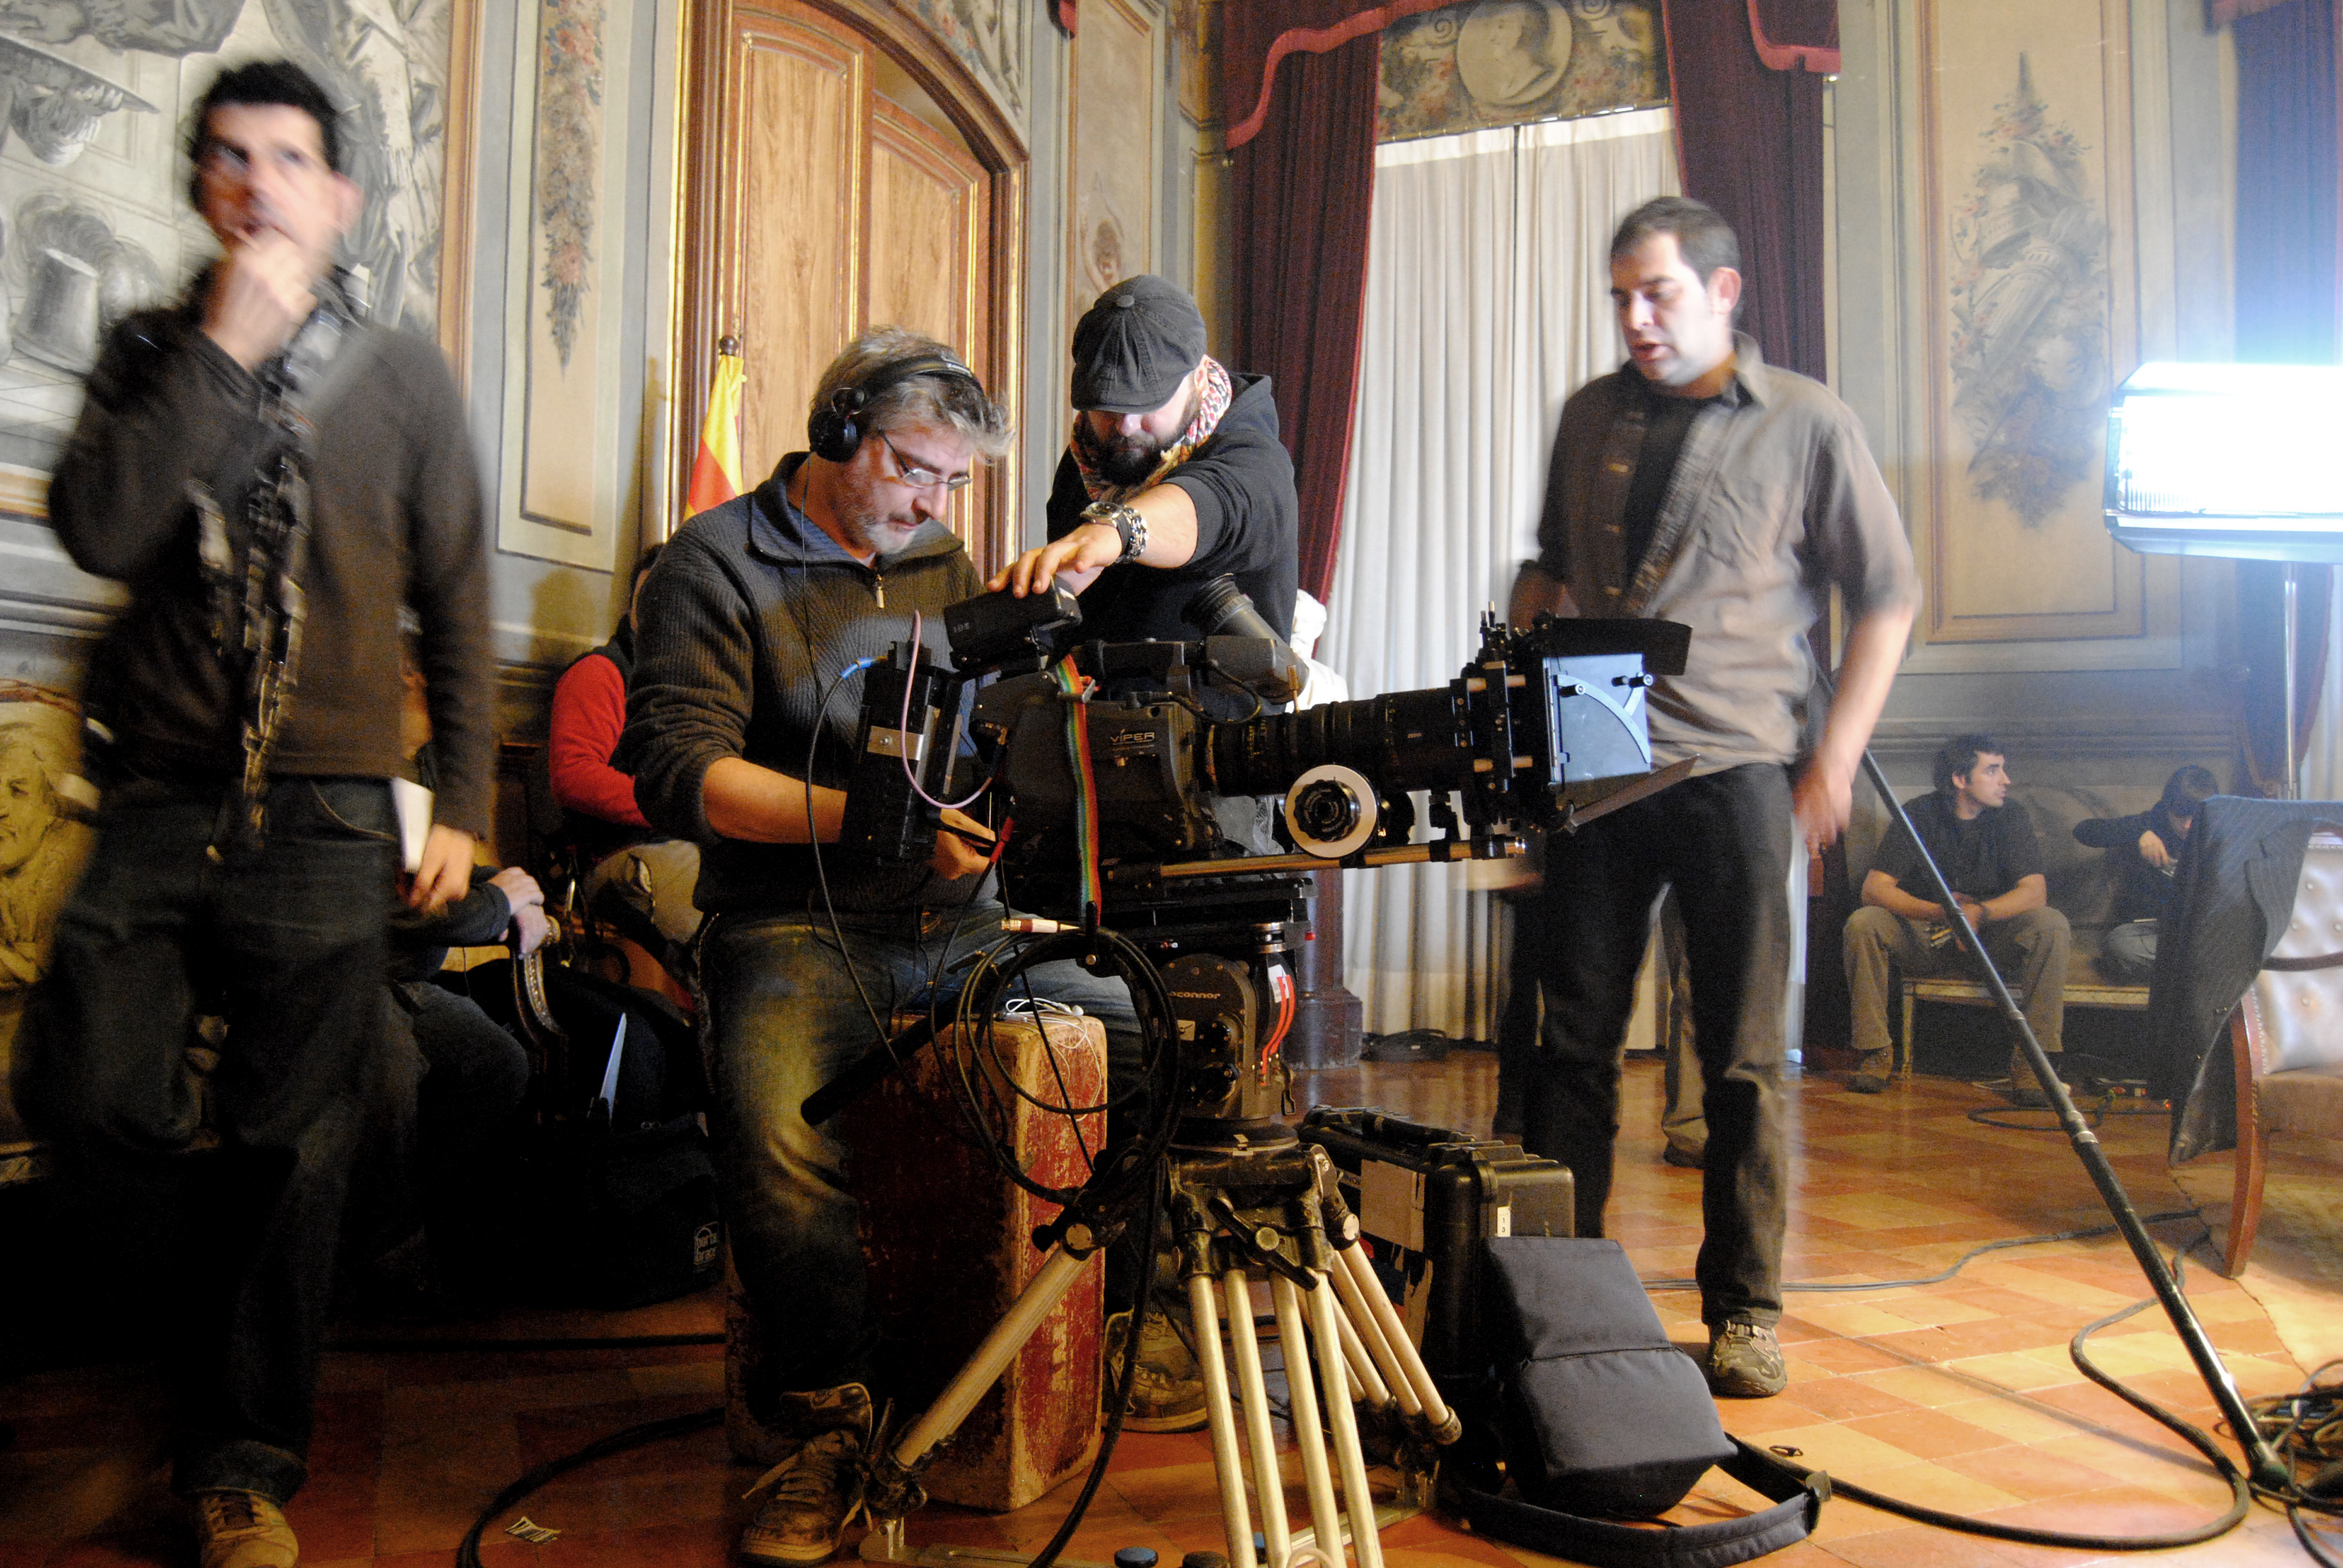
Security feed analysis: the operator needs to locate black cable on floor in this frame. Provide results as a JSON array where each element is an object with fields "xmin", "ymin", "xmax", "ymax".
[
  {"xmin": 1773, "ymin": 1240, "xmax": 2253, "ymax": 1551},
  {"xmin": 2248, "ymin": 1361, "xmax": 2343, "ymax": 1568},
  {"xmin": 1638, "ymin": 1208, "xmax": 2203, "ymax": 1293},
  {"xmin": 454, "ymin": 1404, "xmax": 721, "ymax": 1568}
]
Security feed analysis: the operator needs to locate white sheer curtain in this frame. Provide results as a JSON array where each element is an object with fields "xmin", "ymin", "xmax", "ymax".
[
  {"xmin": 1322, "ymin": 108, "xmax": 1679, "ymax": 1038},
  {"xmin": 2302, "ymin": 572, "xmax": 2343, "ymax": 800}
]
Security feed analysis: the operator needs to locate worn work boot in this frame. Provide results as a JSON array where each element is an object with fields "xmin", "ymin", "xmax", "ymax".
[
  {"xmin": 1848, "ymin": 1051, "xmax": 1892, "ymax": 1095},
  {"xmin": 1703, "ymin": 1320, "xmax": 1788, "ymax": 1398},
  {"xmin": 1105, "ymin": 1304, "xmax": 1207, "ymax": 1433},
  {"xmin": 739, "ymin": 1384, "xmax": 873, "ymax": 1565},
  {"xmin": 192, "ymin": 1489, "xmax": 298, "ymax": 1568}
]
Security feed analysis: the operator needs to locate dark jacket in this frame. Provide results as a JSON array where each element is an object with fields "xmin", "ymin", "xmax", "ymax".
[
  {"xmin": 48, "ymin": 295, "xmax": 494, "ymax": 833},
  {"xmin": 2152, "ymin": 796, "xmax": 2342, "ymax": 1161},
  {"xmin": 388, "ymin": 866, "xmax": 514, "ymax": 984},
  {"xmin": 1044, "ymin": 371, "xmax": 1299, "ymax": 648},
  {"xmin": 2074, "ymin": 804, "xmax": 2191, "ymax": 925},
  {"xmin": 615, "ymin": 454, "xmax": 985, "ymax": 916}
]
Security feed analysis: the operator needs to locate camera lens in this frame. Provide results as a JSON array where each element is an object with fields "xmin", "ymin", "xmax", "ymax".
[{"xmin": 1291, "ymin": 777, "xmax": 1360, "ymax": 841}]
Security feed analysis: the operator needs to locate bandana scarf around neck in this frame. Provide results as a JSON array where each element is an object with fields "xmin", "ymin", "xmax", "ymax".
[
  {"xmin": 1070, "ymin": 354, "xmax": 1234, "ymax": 504},
  {"xmin": 193, "ymin": 272, "xmax": 359, "ymax": 849}
]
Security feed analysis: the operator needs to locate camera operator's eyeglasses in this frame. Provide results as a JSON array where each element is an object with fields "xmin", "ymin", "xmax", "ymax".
[{"xmin": 878, "ymin": 431, "xmax": 972, "ymax": 493}]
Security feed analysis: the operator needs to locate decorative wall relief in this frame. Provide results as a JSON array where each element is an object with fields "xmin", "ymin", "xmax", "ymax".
[
  {"xmin": 0, "ymin": 679, "xmax": 93, "ymax": 1151},
  {"xmin": 1920, "ymin": 0, "xmax": 2139, "ymax": 644},
  {"xmin": 900, "ymin": 0, "xmax": 1029, "ymax": 137},
  {"xmin": 1948, "ymin": 56, "xmax": 2106, "ymax": 529},
  {"xmin": 496, "ymin": 0, "xmax": 634, "ymax": 570},
  {"xmin": 1376, "ymin": 0, "xmax": 1666, "ymax": 145},
  {"xmin": 0, "ymin": 0, "xmax": 474, "ymax": 488},
  {"xmin": 534, "ymin": 0, "xmax": 603, "ymax": 369}
]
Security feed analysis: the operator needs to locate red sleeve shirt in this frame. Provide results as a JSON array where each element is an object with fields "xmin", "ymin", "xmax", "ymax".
[{"xmin": 549, "ymin": 652, "xmax": 650, "ymax": 828}]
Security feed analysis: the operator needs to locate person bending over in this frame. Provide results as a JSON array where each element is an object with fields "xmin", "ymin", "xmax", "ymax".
[
  {"xmin": 617, "ymin": 328, "xmax": 1135, "ymax": 1567},
  {"xmin": 2073, "ymin": 764, "xmax": 2217, "ymax": 983}
]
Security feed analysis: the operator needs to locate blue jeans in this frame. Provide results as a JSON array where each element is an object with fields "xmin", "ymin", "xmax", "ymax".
[
  {"xmin": 2103, "ymin": 920, "xmax": 2157, "ymax": 984},
  {"xmin": 15, "ymin": 774, "xmax": 398, "ymax": 1502},
  {"xmin": 703, "ymin": 901, "xmax": 1138, "ymax": 1405}
]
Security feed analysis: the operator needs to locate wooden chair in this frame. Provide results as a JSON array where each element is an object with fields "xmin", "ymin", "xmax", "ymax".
[{"xmin": 2221, "ymin": 831, "xmax": 2343, "ymax": 1276}]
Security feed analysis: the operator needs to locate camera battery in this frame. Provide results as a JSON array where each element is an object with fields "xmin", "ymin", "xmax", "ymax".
[{"xmin": 1297, "ymin": 1106, "xmax": 1573, "ymax": 1381}]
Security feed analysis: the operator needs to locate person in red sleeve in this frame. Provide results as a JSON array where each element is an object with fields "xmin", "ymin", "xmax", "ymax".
[{"xmin": 550, "ymin": 546, "xmax": 703, "ymax": 981}]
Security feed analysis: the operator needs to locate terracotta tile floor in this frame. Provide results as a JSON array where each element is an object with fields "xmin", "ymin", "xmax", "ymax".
[{"xmin": 4, "ymin": 1054, "xmax": 2339, "ymax": 1567}]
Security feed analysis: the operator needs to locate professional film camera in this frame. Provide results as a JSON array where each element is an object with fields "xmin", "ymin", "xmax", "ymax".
[
  {"xmin": 816, "ymin": 582, "xmax": 1692, "ymax": 1568},
  {"xmin": 839, "ymin": 575, "xmax": 1691, "ymax": 927}
]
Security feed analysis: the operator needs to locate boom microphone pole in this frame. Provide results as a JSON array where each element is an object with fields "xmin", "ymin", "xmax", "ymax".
[{"xmin": 1835, "ymin": 693, "xmax": 2290, "ymax": 1492}]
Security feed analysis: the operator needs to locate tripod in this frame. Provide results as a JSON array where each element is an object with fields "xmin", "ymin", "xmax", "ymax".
[{"xmin": 813, "ymin": 909, "xmax": 1462, "ymax": 1568}]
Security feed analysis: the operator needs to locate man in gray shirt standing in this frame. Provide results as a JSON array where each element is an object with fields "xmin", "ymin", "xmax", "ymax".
[{"xmin": 1507, "ymin": 197, "xmax": 1917, "ymax": 1397}]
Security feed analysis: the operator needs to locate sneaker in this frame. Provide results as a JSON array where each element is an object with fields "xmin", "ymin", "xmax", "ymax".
[
  {"xmin": 1662, "ymin": 1142, "xmax": 1705, "ymax": 1169},
  {"xmin": 1703, "ymin": 1320, "xmax": 1787, "ymax": 1398},
  {"xmin": 1848, "ymin": 1051, "xmax": 1892, "ymax": 1095},
  {"xmin": 739, "ymin": 1385, "xmax": 873, "ymax": 1566},
  {"xmin": 1105, "ymin": 1305, "xmax": 1207, "ymax": 1434},
  {"xmin": 193, "ymin": 1489, "xmax": 298, "ymax": 1568}
]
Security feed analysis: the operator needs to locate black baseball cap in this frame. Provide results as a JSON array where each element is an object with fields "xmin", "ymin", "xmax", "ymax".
[{"xmin": 1070, "ymin": 274, "xmax": 1207, "ymax": 414}]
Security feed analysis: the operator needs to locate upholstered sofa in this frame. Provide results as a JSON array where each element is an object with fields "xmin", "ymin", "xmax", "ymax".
[{"xmin": 1841, "ymin": 782, "xmax": 2167, "ymax": 1073}]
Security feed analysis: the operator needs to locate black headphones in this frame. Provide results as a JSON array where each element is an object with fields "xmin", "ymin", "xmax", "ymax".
[{"xmin": 806, "ymin": 352, "xmax": 983, "ymax": 463}]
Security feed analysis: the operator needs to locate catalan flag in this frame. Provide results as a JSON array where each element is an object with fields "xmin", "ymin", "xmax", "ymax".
[{"xmin": 684, "ymin": 351, "xmax": 746, "ymax": 519}]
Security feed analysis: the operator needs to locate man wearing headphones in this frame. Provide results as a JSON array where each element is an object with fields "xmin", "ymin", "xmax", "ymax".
[{"xmin": 619, "ymin": 327, "xmax": 1133, "ymax": 1566}]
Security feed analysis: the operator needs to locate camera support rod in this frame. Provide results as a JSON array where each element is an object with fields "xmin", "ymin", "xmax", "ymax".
[{"xmin": 1849, "ymin": 742, "xmax": 2290, "ymax": 1492}]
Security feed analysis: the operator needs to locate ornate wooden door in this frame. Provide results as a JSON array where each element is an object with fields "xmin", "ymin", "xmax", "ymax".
[{"xmin": 679, "ymin": 0, "xmax": 1023, "ymax": 571}]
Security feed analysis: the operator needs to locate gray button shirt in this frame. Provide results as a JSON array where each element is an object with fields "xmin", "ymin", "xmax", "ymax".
[{"xmin": 1535, "ymin": 333, "xmax": 1918, "ymax": 774}]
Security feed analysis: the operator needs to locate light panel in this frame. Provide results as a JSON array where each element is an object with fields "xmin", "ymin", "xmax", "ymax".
[{"xmin": 2105, "ymin": 361, "xmax": 2343, "ymax": 563}]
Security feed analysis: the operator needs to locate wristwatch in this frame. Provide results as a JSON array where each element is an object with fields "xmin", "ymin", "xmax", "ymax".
[{"xmin": 1083, "ymin": 500, "xmax": 1147, "ymax": 563}]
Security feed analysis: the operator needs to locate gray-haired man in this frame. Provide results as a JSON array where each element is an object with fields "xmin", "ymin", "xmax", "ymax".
[{"xmin": 619, "ymin": 327, "xmax": 1135, "ymax": 1566}]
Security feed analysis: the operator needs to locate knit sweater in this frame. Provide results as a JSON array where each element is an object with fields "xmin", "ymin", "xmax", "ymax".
[
  {"xmin": 615, "ymin": 454, "xmax": 985, "ymax": 916},
  {"xmin": 48, "ymin": 296, "xmax": 494, "ymax": 832}
]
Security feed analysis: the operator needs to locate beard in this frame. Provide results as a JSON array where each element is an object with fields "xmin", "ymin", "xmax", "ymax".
[
  {"xmin": 1080, "ymin": 387, "xmax": 1202, "ymax": 487},
  {"xmin": 836, "ymin": 491, "xmax": 922, "ymax": 557}
]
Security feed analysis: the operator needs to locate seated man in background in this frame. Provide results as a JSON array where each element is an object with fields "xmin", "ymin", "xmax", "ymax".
[
  {"xmin": 344, "ymin": 645, "xmax": 551, "ymax": 1308},
  {"xmin": 549, "ymin": 544, "xmax": 702, "ymax": 991},
  {"xmin": 1844, "ymin": 734, "xmax": 2070, "ymax": 1103},
  {"xmin": 2073, "ymin": 764, "xmax": 2217, "ymax": 983}
]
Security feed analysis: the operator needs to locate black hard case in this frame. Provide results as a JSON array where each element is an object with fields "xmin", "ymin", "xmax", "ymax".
[{"xmin": 1297, "ymin": 1107, "xmax": 1574, "ymax": 1380}]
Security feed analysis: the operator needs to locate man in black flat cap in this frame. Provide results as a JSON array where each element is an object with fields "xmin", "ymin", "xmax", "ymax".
[
  {"xmin": 993, "ymin": 274, "xmax": 1299, "ymax": 673},
  {"xmin": 989, "ymin": 275, "xmax": 1298, "ymax": 1433}
]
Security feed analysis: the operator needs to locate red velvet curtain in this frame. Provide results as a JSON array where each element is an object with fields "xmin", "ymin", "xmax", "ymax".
[
  {"xmin": 1219, "ymin": 3, "xmax": 1380, "ymax": 605},
  {"xmin": 1657, "ymin": 0, "xmax": 1837, "ymax": 380}
]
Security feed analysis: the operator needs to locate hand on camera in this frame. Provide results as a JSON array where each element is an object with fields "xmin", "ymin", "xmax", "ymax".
[
  {"xmin": 2138, "ymin": 829, "xmax": 2172, "ymax": 870},
  {"xmin": 930, "ymin": 808, "xmax": 995, "ymax": 881},
  {"xmin": 204, "ymin": 230, "xmax": 318, "ymax": 370},
  {"xmin": 987, "ymin": 523, "xmax": 1119, "ymax": 599}
]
